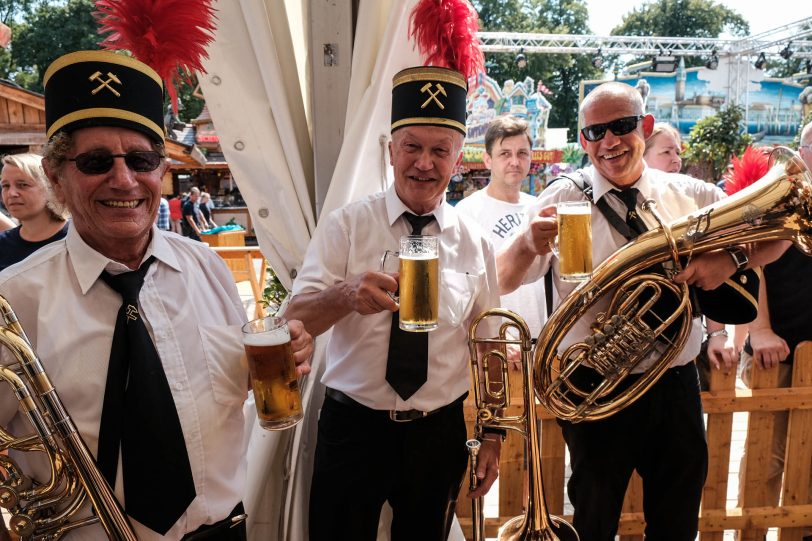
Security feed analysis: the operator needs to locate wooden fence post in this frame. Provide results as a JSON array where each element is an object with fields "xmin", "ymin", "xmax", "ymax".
[
  {"xmin": 779, "ymin": 342, "xmax": 812, "ymax": 541},
  {"xmin": 739, "ymin": 358, "xmax": 780, "ymax": 541},
  {"xmin": 700, "ymin": 366, "xmax": 738, "ymax": 541}
]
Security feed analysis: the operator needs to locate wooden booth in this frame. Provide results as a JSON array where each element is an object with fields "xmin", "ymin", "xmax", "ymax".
[{"xmin": 0, "ymin": 81, "xmax": 46, "ymax": 155}]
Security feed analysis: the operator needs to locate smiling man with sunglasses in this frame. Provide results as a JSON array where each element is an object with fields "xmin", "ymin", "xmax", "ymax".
[
  {"xmin": 496, "ymin": 82, "xmax": 789, "ymax": 541},
  {"xmin": 0, "ymin": 50, "xmax": 314, "ymax": 541}
]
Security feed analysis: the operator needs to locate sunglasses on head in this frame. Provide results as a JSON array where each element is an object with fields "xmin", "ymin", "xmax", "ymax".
[
  {"xmin": 581, "ymin": 115, "xmax": 645, "ymax": 142},
  {"xmin": 68, "ymin": 150, "xmax": 165, "ymax": 175}
]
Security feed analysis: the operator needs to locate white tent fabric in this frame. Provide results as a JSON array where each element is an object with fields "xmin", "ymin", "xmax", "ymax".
[
  {"xmin": 202, "ymin": 1, "xmax": 466, "ymax": 539},
  {"xmin": 200, "ymin": 0, "xmax": 315, "ymax": 292}
]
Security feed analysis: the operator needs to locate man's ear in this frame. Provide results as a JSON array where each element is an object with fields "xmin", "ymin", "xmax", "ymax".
[
  {"xmin": 41, "ymin": 157, "xmax": 66, "ymax": 203},
  {"xmin": 642, "ymin": 114, "xmax": 655, "ymax": 138},
  {"xmin": 579, "ymin": 132, "xmax": 587, "ymax": 150},
  {"xmin": 482, "ymin": 151, "xmax": 492, "ymax": 170}
]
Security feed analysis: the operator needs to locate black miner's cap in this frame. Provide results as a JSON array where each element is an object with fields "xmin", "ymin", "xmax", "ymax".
[
  {"xmin": 44, "ymin": 51, "xmax": 164, "ymax": 143},
  {"xmin": 391, "ymin": 66, "xmax": 467, "ymax": 136}
]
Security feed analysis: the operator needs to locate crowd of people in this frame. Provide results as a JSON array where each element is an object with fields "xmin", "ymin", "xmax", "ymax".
[{"xmin": 0, "ymin": 32, "xmax": 809, "ymax": 541}]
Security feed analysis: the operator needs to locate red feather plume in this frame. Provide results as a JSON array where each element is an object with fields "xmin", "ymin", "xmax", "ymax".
[
  {"xmin": 724, "ymin": 146, "xmax": 771, "ymax": 195},
  {"xmin": 95, "ymin": 0, "xmax": 217, "ymax": 114},
  {"xmin": 409, "ymin": 0, "xmax": 485, "ymax": 80}
]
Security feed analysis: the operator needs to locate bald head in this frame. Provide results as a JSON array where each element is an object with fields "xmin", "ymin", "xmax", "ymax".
[
  {"xmin": 580, "ymin": 82, "xmax": 645, "ymax": 126},
  {"xmin": 578, "ymin": 82, "xmax": 654, "ymax": 187}
]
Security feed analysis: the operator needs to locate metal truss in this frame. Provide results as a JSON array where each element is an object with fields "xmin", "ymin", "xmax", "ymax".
[{"xmin": 478, "ymin": 16, "xmax": 812, "ymax": 59}]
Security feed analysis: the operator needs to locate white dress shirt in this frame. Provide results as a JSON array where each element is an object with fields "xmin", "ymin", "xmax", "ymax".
[
  {"xmin": 524, "ymin": 166, "xmax": 724, "ymax": 372},
  {"xmin": 292, "ymin": 186, "xmax": 501, "ymax": 412},
  {"xmin": 455, "ymin": 188, "xmax": 547, "ymax": 337},
  {"xmin": 0, "ymin": 226, "xmax": 249, "ymax": 540}
]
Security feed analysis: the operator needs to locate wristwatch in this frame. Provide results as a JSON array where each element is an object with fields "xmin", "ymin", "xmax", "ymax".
[{"xmin": 725, "ymin": 246, "xmax": 748, "ymax": 271}]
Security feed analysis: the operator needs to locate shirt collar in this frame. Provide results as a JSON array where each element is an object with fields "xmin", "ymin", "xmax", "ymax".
[
  {"xmin": 589, "ymin": 165, "xmax": 653, "ymax": 202},
  {"xmin": 384, "ymin": 185, "xmax": 452, "ymax": 231},
  {"xmin": 66, "ymin": 226, "xmax": 183, "ymax": 294}
]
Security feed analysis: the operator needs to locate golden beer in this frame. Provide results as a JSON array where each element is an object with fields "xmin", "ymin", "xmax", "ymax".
[
  {"xmin": 398, "ymin": 255, "xmax": 439, "ymax": 331},
  {"xmin": 557, "ymin": 202, "xmax": 592, "ymax": 282},
  {"xmin": 242, "ymin": 317, "xmax": 303, "ymax": 430}
]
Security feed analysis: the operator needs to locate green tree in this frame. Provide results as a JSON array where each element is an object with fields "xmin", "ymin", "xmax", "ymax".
[
  {"xmin": 474, "ymin": 0, "xmax": 601, "ymax": 140},
  {"xmin": 7, "ymin": 0, "xmax": 98, "ymax": 92},
  {"xmin": 0, "ymin": 0, "xmax": 36, "ymax": 24},
  {"xmin": 0, "ymin": 0, "xmax": 38, "ymax": 80},
  {"xmin": 611, "ymin": 0, "xmax": 749, "ymax": 69},
  {"xmin": 682, "ymin": 105, "xmax": 752, "ymax": 182}
]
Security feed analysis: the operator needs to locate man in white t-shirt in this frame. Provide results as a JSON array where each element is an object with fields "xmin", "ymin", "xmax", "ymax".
[{"xmin": 455, "ymin": 116, "xmax": 546, "ymax": 337}]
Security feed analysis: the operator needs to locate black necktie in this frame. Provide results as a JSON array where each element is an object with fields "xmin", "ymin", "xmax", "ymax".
[
  {"xmin": 97, "ymin": 256, "xmax": 196, "ymax": 534},
  {"xmin": 614, "ymin": 188, "xmax": 647, "ymax": 237},
  {"xmin": 385, "ymin": 213, "xmax": 435, "ymax": 400}
]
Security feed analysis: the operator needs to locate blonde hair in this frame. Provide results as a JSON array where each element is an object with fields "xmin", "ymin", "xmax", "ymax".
[
  {"xmin": 645, "ymin": 123, "xmax": 682, "ymax": 154},
  {"xmin": 2, "ymin": 153, "xmax": 69, "ymax": 221}
]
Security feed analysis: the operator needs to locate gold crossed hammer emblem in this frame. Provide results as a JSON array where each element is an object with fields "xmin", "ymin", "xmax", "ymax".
[
  {"xmin": 89, "ymin": 71, "xmax": 122, "ymax": 97},
  {"xmin": 420, "ymin": 82, "xmax": 446, "ymax": 109},
  {"xmin": 126, "ymin": 304, "xmax": 139, "ymax": 322}
]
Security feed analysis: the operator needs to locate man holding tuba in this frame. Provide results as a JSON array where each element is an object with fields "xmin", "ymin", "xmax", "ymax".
[
  {"xmin": 0, "ymin": 50, "xmax": 314, "ymax": 540},
  {"xmin": 498, "ymin": 82, "xmax": 789, "ymax": 540}
]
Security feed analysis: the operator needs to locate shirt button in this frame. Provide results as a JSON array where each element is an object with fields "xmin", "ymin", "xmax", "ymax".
[{"xmin": 173, "ymin": 382, "xmax": 183, "ymax": 392}]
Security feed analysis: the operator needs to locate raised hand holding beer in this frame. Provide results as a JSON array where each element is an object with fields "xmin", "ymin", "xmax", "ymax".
[
  {"xmin": 552, "ymin": 201, "xmax": 593, "ymax": 282},
  {"xmin": 381, "ymin": 235, "xmax": 440, "ymax": 332},
  {"xmin": 242, "ymin": 316, "xmax": 304, "ymax": 430}
]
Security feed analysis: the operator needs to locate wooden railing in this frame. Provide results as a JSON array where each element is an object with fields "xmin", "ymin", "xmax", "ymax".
[
  {"xmin": 212, "ymin": 246, "xmax": 267, "ymax": 320},
  {"xmin": 458, "ymin": 342, "xmax": 812, "ymax": 539}
]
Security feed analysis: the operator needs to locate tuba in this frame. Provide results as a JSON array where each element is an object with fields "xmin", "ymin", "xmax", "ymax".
[
  {"xmin": 467, "ymin": 309, "xmax": 579, "ymax": 541},
  {"xmin": 0, "ymin": 296, "xmax": 137, "ymax": 540},
  {"xmin": 534, "ymin": 147, "xmax": 812, "ymax": 422}
]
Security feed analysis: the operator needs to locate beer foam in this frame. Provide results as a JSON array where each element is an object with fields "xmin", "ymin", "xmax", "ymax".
[
  {"xmin": 243, "ymin": 325, "xmax": 290, "ymax": 346},
  {"xmin": 400, "ymin": 254, "xmax": 437, "ymax": 260},
  {"xmin": 558, "ymin": 205, "xmax": 590, "ymax": 215}
]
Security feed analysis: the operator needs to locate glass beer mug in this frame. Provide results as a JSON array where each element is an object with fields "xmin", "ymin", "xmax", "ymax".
[
  {"xmin": 553, "ymin": 201, "xmax": 593, "ymax": 282},
  {"xmin": 381, "ymin": 235, "xmax": 440, "ymax": 332},
  {"xmin": 241, "ymin": 316, "xmax": 304, "ymax": 430}
]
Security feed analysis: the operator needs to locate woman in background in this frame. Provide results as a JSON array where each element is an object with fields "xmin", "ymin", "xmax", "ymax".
[
  {"xmin": 644, "ymin": 122, "xmax": 683, "ymax": 173},
  {"xmin": 0, "ymin": 153, "xmax": 69, "ymax": 272}
]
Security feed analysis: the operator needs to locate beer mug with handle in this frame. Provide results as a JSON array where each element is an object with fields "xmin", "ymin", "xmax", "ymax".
[
  {"xmin": 241, "ymin": 316, "xmax": 304, "ymax": 430},
  {"xmin": 552, "ymin": 201, "xmax": 593, "ymax": 282},
  {"xmin": 381, "ymin": 235, "xmax": 440, "ymax": 332}
]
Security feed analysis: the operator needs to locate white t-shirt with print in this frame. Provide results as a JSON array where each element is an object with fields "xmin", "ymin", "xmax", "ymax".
[{"xmin": 455, "ymin": 187, "xmax": 547, "ymax": 337}]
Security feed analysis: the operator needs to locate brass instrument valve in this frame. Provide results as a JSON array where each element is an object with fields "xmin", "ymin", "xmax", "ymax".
[{"xmin": 584, "ymin": 314, "xmax": 653, "ymax": 378}]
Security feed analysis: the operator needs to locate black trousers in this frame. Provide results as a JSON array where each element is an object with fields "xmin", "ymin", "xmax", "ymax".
[
  {"xmin": 308, "ymin": 393, "xmax": 468, "ymax": 541},
  {"xmin": 559, "ymin": 363, "xmax": 708, "ymax": 541}
]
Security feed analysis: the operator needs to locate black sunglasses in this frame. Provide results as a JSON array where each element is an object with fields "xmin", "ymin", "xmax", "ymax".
[
  {"xmin": 581, "ymin": 115, "xmax": 645, "ymax": 142},
  {"xmin": 68, "ymin": 150, "xmax": 165, "ymax": 175}
]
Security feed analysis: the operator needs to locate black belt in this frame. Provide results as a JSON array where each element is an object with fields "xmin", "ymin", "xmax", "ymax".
[
  {"xmin": 182, "ymin": 502, "xmax": 247, "ymax": 541},
  {"xmin": 325, "ymin": 387, "xmax": 467, "ymax": 422}
]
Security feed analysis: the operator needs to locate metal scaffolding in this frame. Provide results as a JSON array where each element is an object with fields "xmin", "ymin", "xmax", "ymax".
[{"xmin": 477, "ymin": 16, "xmax": 812, "ymax": 59}]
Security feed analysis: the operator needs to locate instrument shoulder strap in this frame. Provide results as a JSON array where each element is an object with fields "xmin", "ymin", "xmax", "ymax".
[
  {"xmin": 543, "ymin": 171, "xmax": 638, "ymax": 318},
  {"xmin": 559, "ymin": 170, "xmax": 637, "ymax": 242}
]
